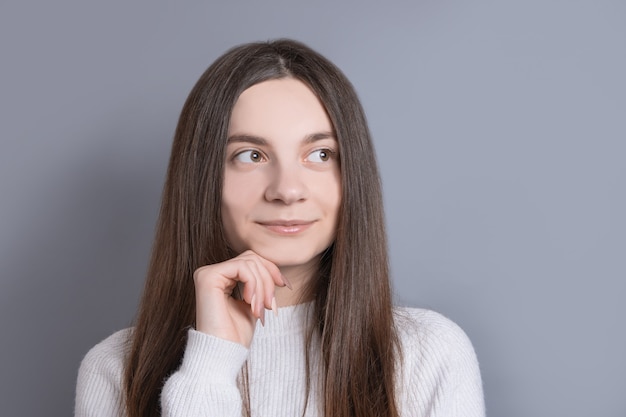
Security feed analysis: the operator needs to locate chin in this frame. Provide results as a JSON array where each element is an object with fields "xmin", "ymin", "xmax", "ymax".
[{"xmin": 254, "ymin": 246, "xmax": 324, "ymax": 269}]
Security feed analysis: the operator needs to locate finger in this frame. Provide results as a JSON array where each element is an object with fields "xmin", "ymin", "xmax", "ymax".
[
  {"xmin": 245, "ymin": 259, "xmax": 266, "ymax": 319},
  {"xmin": 194, "ymin": 259, "xmax": 258, "ymax": 305},
  {"xmin": 237, "ymin": 260, "xmax": 260, "ymax": 311},
  {"xmin": 252, "ymin": 253, "xmax": 292, "ymax": 289},
  {"xmin": 251, "ymin": 258, "xmax": 278, "ymax": 312},
  {"xmin": 239, "ymin": 252, "xmax": 283, "ymax": 311}
]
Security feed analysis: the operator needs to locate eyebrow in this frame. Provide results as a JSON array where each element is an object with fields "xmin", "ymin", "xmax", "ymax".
[{"xmin": 227, "ymin": 131, "xmax": 336, "ymax": 146}]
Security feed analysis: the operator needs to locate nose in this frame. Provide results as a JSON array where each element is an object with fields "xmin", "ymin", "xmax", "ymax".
[{"xmin": 264, "ymin": 163, "xmax": 308, "ymax": 204}]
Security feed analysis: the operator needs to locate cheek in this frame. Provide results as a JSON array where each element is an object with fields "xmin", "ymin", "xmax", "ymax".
[
  {"xmin": 328, "ymin": 170, "xmax": 342, "ymax": 215},
  {"xmin": 221, "ymin": 178, "xmax": 237, "ymax": 214},
  {"xmin": 220, "ymin": 176, "xmax": 244, "ymax": 238},
  {"xmin": 220, "ymin": 191, "xmax": 250, "ymax": 253},
  {"xmin": 222, "ymin": 172, "xmax": 251, "ymax": 209},
  {"xmin": 221, "ymin": 173, "xmax": 262, "ymax": 227},
  {"xmin": 220, "ymin": 198, "xmax": 237, "ymax": 242}
]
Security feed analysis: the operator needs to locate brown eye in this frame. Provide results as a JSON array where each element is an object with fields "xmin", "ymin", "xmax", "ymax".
[
  {"xmin": 307, "ymin": 149, "xmax": 333, "ymax": 163},
  {"xmin": 235, "ymin": 150, "xmax": 264, "ymax": 163},
  {"xmin": 250, "ymin": 151, "xmax": 261, "ymax": 162}
]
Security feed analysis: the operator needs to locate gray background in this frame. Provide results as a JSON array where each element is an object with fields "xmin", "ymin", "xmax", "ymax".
[{"xmin": 1, "ymin": 1, "xmax": 624, "ymax": 416}]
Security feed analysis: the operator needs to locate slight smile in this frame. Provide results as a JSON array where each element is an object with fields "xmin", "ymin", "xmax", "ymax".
[{"xmin": 257, "ymin": 220, "xmax": 316, "ymax": 235}]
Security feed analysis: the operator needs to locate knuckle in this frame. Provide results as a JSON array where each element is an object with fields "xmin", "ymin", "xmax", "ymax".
[
  {"xmin": 240, "ymin": 249, "xmax": 256, "ymax": 258},
  {"xmin": 193, "ymin": 266, "xmax": 207, "ymax": 281}
]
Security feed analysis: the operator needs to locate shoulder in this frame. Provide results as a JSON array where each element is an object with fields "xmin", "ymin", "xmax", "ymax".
[
  {"xmin": 75, "ymin": 329, "xmax": 133, "ymax": 416},
  {"xmin": 393, "ymin": 307, "xmax": 485, "ymax": 416},
  {"xmin": 76, "ymin": 328, "xmax": 132, "ymax": 393},
  {"xmin": 80, "ymin": 328, "xmax": 132, "ymax": 373},
  {"xmin": 393, "ymin": 307, "xmax": 476, "ymax": 357}
]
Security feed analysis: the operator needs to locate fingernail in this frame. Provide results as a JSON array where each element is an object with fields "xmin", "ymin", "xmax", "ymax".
[
  {"xmin": 282, "ymin": 274, "xmax": 293, "ymax": 290},
  {"xmin": 260, "ymin": 308, "xmax": 266, "ymax": 326},
  {"xmin": 271, "ymin": 297, "xmax": 278, "ymax": 317},
  {"xmin": 251, "ymin": 294, "xmax": 257, "ymax": 314}
]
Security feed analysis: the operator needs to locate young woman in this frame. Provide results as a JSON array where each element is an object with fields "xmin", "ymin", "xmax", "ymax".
[{"xmin": 75, "ymin": 39, "xmax": 485, "ymax": 417}]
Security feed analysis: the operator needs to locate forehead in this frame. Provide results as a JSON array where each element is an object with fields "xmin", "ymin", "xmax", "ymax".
[{"xmin": 228, "ymin": 78, "xmax": 333, "ymax": 138}]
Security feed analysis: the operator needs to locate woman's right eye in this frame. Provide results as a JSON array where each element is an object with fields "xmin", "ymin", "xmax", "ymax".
[{"xmin": 234, "ymin": 150, "xmax": 265, "ymax": 163}]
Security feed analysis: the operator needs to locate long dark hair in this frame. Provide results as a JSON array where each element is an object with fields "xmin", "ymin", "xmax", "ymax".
[{"xmin": 124, "ymin": 39, "xmax": 400, "ymax": 417}]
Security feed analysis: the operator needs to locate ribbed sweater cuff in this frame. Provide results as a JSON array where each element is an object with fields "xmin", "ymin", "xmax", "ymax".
[{"xmin": 179, "ymin": 329, "xmax": 249, "ymax": 383}]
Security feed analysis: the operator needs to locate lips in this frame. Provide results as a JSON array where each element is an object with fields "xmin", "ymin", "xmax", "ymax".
[{"xmin": 257, "ymin": 220, "xmax": 315, "ymax": 235}]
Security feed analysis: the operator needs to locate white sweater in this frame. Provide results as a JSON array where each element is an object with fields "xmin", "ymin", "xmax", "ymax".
[{"xmin": 75, "ymin": 303, "xmax": 485, "ymax": 417}]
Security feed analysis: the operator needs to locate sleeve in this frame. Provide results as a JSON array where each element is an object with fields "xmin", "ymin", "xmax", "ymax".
[
  {"xmin": 160, "ymin": 329, "xmax": 249, "ymax": 417},
  {"xmin": 75, "ymin": 328, "xmax": 250, "ymax": 417},
  {"xmin": 399, "ymin": 309, "xmax": 486, "ymax": 417}
]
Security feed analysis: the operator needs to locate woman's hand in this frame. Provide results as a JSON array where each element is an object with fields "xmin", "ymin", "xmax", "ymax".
[{"xmin": 193, "ymin": 250, "xmax": 289, "ymax": 347}]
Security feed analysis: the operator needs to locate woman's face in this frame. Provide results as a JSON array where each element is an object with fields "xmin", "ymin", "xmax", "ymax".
[{"xmin": 222, "ymin": 78, "xmax": 341, "ymax": 273}]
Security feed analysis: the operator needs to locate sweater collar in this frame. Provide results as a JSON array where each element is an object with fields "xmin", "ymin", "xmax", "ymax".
[{"xmin": 253, "ymin": 301, "xmax": 315, "ymax": 337}]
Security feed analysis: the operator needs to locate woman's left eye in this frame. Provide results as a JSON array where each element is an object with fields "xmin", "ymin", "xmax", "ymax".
[{"xmin": 306, "ymin": 148, "xmax": 333, "ymax": 163}]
